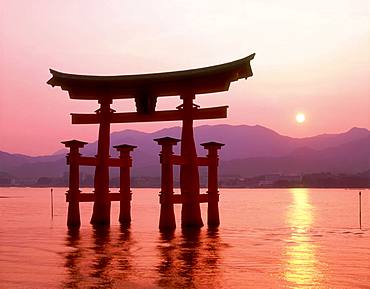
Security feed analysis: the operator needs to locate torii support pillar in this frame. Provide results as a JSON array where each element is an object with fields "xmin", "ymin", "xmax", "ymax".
[
  {"xmin": 154, "ymin": 137, "xmax": 180, "ymax": 231},
  {"xmin": 62, "ymin": 140, "xmax": 88, "ymax": 228},
  {"xmin": 114, "ymin": 144, "xmax": 136, "ymax": 227},
  {"xmin": 180, "ymin": 94, "xmax": 203, "ymax": 228},
  {"xmin": 91, "ymin": 98, "xmax": 113, "ymax": 226},
  {"xmin": 201, "ymin": 142, "xmax": 224, "ymax": 227}
]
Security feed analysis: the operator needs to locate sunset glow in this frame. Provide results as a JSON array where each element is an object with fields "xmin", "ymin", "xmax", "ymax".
[
  {"xmin": 0, "ymin": 0, "xmax": 369, "ymax": 156},
  {"xmin": 295, "ymin": 113, "xmax": 306, "ymax": 124},
  {"xmin": 285, "ymin": 189, "xmax": 322, "ymax": 287}
]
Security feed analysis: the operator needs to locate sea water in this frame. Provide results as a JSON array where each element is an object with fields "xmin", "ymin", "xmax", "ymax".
[{"xmin": 0, "ymin": 188, "xmax": 369, "ymax": 288}]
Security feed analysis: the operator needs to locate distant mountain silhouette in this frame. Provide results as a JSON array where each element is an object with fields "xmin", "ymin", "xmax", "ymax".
[
  {"xmin": 77, "ymin": 124, "xmax": 370, "ymax": 160},
  {"xmin": 1, "ymin": 125, "xmax": 369, "ymax": 180},
  {"xmin": 221, "ymin": 136, "xmax": 370, "ymax": 177},
  {"xmin": 0, "ymin": 151, "xmax": 65, "ymax": 179}
]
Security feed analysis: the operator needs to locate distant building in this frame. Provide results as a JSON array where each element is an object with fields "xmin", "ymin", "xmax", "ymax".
[
  {"xmin": 258, "ymin": 174, "xmax": 302, "ymax": 187},
  {"xmin": 0, "ymin": 172, "xmax": 15, "ymax": 186}
]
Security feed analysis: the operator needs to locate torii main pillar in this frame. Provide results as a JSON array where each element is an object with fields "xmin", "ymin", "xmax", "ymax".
[
  {"xmin": 91, "ymin": 98, "xmax": 112, "ymax": 225},
  {"xmin": 180, "ymin": 93, "xmax": 203, "ymax": 227}
]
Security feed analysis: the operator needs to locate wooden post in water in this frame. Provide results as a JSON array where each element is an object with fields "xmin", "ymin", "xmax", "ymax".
[
  {"xmin": 359, "ymin": 191, "xmax": 362, "ymax": 229},
  {"xmin": 155, "ymin": 137, "xmax": 180, "ymax": 231},
  {"xmin": 114, "ymin": 144, "xmax": 137, "ymax": 227},
  {"xmin": 50, "ymin": 188, "xmax": 54, "ymax": 219},
  {"xmin": 62, "ymin": 140, "xmax": 87, "ymax": 228},
  {"xmin": 201, "ymin": 142, "xmax": 224, "ymax": 227}
]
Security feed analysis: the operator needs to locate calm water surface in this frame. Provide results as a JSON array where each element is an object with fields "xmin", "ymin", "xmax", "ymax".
[{"xmin": 0, "ymin": 188, "xmax": 369, "ymax": 288}]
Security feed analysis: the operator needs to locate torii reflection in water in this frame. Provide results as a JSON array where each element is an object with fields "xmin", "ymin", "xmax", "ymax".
[
  {"xmin": 156, "ymin": 228, "xmax": 223, "ymax": 288},
  {"xmin": 62, "ymin": 227, "xmax": 223, "ymax": 289}
]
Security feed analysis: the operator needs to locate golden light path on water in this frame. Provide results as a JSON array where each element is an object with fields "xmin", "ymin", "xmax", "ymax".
[{"xmin": 284, "ymin": 188, "xmax": 322, "ymax": 288}]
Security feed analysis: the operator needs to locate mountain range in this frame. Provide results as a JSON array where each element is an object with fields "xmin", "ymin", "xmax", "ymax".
[{"xmin": 0, "ymin": 125, "xmax": 369, "ymax": 182}]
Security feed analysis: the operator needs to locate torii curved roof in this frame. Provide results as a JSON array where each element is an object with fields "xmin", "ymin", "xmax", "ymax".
[{"xmin": 47, "ymin": 53, "xmax": 255, "ymax": 100}]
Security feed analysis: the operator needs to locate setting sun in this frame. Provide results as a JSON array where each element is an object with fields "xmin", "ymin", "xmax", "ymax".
[{"xmin": 296, "ymin": 113, "xmax": 306, "ymax": 124}]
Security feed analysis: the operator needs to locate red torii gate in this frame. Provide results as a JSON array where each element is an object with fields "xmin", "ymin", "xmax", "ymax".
[{"xmin": 47, "ymin": 54, "xmax": 255, "ymax": 229}]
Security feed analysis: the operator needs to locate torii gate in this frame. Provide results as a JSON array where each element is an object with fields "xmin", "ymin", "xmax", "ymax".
[{"xmin": 47, "ymin": 54, "xmax": 255, "ymax": 229}]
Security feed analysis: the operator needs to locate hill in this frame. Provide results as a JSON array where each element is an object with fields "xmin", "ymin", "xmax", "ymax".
[{"xmin": 1, "ymin": 125, "xmax": 369, "ymax": 183}]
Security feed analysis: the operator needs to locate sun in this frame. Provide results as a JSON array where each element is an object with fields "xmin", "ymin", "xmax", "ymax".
[{"xmin": 295, "ymin": 113, "xmax": 305, "ymax": 123}]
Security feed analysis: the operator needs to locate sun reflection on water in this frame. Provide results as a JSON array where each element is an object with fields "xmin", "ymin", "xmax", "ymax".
[{"xmin": 284, "ymin": 188, "xmax": 322, "ymax": 288}]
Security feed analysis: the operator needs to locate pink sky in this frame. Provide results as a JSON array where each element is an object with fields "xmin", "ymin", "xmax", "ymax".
[{"xmin": 1, "ymin": 0, "xmax": 369, "ymax": 156}]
